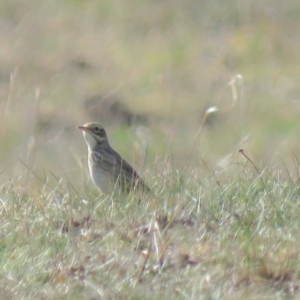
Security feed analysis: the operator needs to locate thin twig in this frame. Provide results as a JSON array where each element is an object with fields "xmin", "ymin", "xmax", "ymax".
[{"xmin": 239, "ymin": 149, "xmax": 260, "ymax": 175}]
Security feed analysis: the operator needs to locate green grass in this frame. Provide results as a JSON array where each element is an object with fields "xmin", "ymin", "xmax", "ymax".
[
  {"xmin": 2, "ymin": 0, "xmax": 300, "ymax": 298},
  {"xmin": 2, "ymin": 164, "xmax": 300, "ymax": 299}
]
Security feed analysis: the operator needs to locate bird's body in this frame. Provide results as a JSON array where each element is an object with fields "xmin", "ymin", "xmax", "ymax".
[{"xmin": 79, "ymin": 122, "xmax": 149, "ymax": 194}]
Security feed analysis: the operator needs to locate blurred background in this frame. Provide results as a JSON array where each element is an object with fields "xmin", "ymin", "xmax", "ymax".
[{"xmin": 1, "ymin": 0, "xmax": 300, "ymax": 189}]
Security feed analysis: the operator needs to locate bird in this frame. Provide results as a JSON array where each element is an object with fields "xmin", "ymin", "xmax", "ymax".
[{"xmin": 78, "ymin": 122, "xmax": 150, "ymax": 195}]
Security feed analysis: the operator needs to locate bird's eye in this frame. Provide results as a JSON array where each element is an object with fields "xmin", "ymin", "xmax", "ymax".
[{"xmin": 94, "ymin": 126, "xmax": 106, "ymax": 137}]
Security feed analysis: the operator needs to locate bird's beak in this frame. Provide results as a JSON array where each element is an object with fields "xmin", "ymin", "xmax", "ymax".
[{"xmin": 78, "ymin": 125, "xmax": 88, "ymax": 132}]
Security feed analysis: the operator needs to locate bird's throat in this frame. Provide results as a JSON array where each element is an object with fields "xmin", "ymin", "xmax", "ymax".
[{"xmin": 83, "ymin": 131, "xmax": 98, "ymax": 149}]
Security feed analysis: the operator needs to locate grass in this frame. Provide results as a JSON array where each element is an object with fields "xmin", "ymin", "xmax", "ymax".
[
  {"xmin": 2, "ymin": 159, "xmax": 300, "ymax": 299},
  {"xmin": 2, "ymin": 0, "xmax": 300, "ymax": 298}
]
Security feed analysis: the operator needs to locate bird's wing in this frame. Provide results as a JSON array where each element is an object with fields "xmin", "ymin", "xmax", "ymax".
[
  {"xmin": 118, "ymin": 156, "xmax": 150, "ymax": 192},
  {"xmin": 93, "ymin": 146, "xmax": 149, "ymax": 192}
]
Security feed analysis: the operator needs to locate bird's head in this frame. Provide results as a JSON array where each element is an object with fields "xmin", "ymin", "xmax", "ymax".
[{"xmin": 78, "ymin": 122, "xmax": 108, "ymax": 149}]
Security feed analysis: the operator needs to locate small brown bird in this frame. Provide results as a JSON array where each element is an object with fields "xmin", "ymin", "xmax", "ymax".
[{"xmin": 78, "ymin": 122, "xmax": 150, "ymax": 194}]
